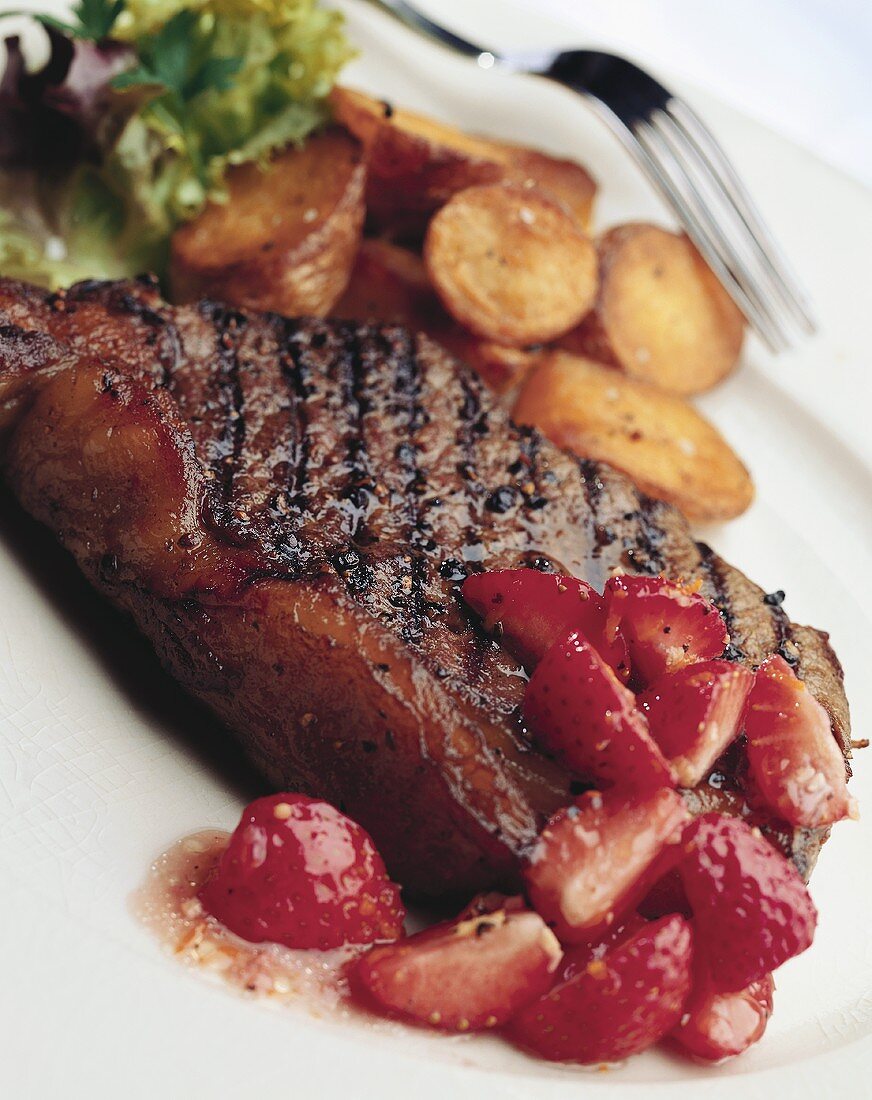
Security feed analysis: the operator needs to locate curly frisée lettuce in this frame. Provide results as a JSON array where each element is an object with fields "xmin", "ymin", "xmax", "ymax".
[{"xmin": 0, "ymin": 0, "xmax": 354, "ymax": 286}]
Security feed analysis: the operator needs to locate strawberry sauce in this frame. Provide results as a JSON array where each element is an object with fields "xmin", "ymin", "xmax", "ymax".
[{"xmin": 133, "ymin": 831, "xmax": 360, "ymax": 1011}]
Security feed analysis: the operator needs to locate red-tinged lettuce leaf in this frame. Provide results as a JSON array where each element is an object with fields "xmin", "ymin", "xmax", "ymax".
[{"xmin": 0, "ymin": 27, "xmax": 135, "ymax": 169}]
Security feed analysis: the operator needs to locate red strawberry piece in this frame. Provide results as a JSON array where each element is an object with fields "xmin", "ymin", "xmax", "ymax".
[
  {"xmin": 744, "ymin": 655, "xmax": 856, "ymax": 828},
  {"xmin": 523, "ymin": 630, "xmax": 675, "ymax": 791},
  {"xmin": 678, "ymin": 813, "xmax": 817, "ymax": 992},
  {"xmin": 671, "ymin": 974, "xmax": 774, "ymax": 1063},
  {"xmin": 461, "ymin": 568, "xmax": 629, "ymax": 678},
  {"xmin": 638, "ymin": 659, "xmax": 754, "ymax": 787},
  {"xmin": 351, "ymin": 907, "xmax": 563, "ymax": 1031},
  {"xmin": 604, "ymin": 574, "xmax": 728, "ymax": 687},
  {"xmin": 199, "ymin": 793, "xmax": 405, "ymax": 950},
  {"xmin": 523, "ymin": 788, "xmax": 690, "ymax": 943},
  {"xmin": 559, "ymin": 912, "xmax": 649, "ymax": 982},
  {"xmin": 638, "ymin": 867, "xmax": 692, "ymax": 920},
  {"xmin": 506, "ymin": 914, "xmax": 694, "ymax": 1064}
]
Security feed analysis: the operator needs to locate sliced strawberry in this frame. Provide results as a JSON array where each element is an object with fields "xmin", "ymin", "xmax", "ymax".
[
  {"xmin": 638, "ymin": 659, "xmax": 754, "ymax": 787},
  {"xmin": 523, "ymin": 631, "xmax": 675, "ymax": 790},
  {"xmin": 199, "ymin": 793, "xmax": 405, "ymax": 950},
  {"xmin": 604, "ymin": 574, "xmax": 728, "ymax": 687},
  {"xmin": 678, "ymin": 813, "xmax": 817, "ymax": 992},
  {"xmin": 461, "ymin": 568, "xmax": 628, "ymax": 678},
  {"xmin": 671, "ymin": 974, "xmax": 774, "ymax": 1063},
  {"xmin": 744, "ymin": 655, "xmax": 855, "ymax": 828},
  {"xmin": 506, "ymin": 914, "xmax": 693, "ymax": 1064},
  {"xmin": 523, "ymin": 789, "xmax": 690, "ymax": 943},
  {"xmin": 351, "ymin": 907, "xmax": 562, "ymax": 1031}
]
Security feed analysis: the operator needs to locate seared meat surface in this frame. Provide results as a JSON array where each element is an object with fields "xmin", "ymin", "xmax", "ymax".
[{"xmin": 0, "ymin": 277, "xmax": 850, "ymax": 894}]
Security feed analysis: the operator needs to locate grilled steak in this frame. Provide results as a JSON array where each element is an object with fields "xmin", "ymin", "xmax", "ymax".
[{"xmin": 0, "ymin": 276, "xmax": 851, "ymax": 895}]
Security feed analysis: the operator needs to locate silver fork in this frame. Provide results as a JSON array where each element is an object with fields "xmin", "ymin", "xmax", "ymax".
[{"xmin": 368, "ymin": 0, "xmax": 816, "ymax": 352}]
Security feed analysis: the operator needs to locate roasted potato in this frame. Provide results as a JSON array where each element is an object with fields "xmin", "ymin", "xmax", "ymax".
[
  {"xmin": 559, "ymin": 223, "xmax": 745, "ymax": 395},
  {"xmin": 333, "ymin": 238, "xmax": 440, "ymax": 329},
  {"xmin": 507, "ymin": 148, "xmax": 596, "ymax": 230},
  {"xmin": 424, "ymin": 183, "xmax": 598, "ymax": 346},
  {"xmin": 513, "ymin": 350, "xmax": 754, "ymax": 521},
  {"xmin": 334, "ymin": 240, "xmax": 540, "ymax": 395},
  {"xmin": 330, "ymin": 86, "xmax": 596, "ymax": 235},
  {"xmin": 331, "ymin": 87, "xmax": 506, "ymax": 235},
  {"xmin": 171, "ymin": 126, "xmax": 366, "ymax": 317}
]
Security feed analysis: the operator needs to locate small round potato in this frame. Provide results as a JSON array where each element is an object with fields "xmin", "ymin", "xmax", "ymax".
[
  {"xmin": 560, "ymin": 223, "xmax": 745, "ymax": 395},
  {"xmin": 424, "ymin": 184, "xmax": 598, "ymax": 346},
  {"xmin": 513, "ymin": 350, "xmax": 754, "ymax": 522},
  {"xmin": 507, "ymin": 148, "xmax": 596, "ymax": 230}
]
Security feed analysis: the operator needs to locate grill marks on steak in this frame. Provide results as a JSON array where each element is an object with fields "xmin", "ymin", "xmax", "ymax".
[{"xmin": 0, "ymin": 277, "xmax": 851, "ymax": 890}]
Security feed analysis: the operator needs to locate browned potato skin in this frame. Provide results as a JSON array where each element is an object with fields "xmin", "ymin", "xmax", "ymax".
[
  {"xmin": 331, "ymin": 86, "xmax": 597, "ymax": 235},
  {"xmin": 331, "ymin": 87, "xmax": 505, "ymax": 236},
  {"xmin": 506, "ymin": 148, "xmax": 596, "ymax": 231},
  {"xmin": 513, "ymin": 350, "xmax": 754, "ymax": 521},
  {"xmin": 333, "ymin": 238, "xmax": 440, "ymax": 329},
  {"xmin": 424, "ymin": 183, "xmax": 598, "ymax": 346},
  {"xmin": 170, "ymin": 126, "xmax": 366, "ymax": 317},
  {"xmin": 559, "ymin": 224, "xmax": 745, "ymax": 396}
]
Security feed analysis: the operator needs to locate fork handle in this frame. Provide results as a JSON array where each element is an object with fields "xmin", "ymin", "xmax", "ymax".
[{"xmin": 370, "ymin": 0, "xmax": 489, "ymax": 61}]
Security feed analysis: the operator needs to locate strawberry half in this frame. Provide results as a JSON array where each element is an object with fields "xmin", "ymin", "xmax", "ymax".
[
  {"xmin": 351, "ymin": 907, "xmax": 563, "ymax": 1031},
  {"xmin": 604, "ymin": 574, "xmax": 728, "ymax": 687},
  {"xmin": 505, "ymin": 914, "xmax": 694, "ymax": 1064},
  {"xmin": 523, "ymin": 631, "xmax": 675, "ymax": 791},
  {"xmin": 671, "ymin": 974, "xmax": 774, "ymax": 1063},
  {"xmin": 744, "ymin": 655, "xmax": 855, "ymax": 828},
  {"xmin": 199, "ymin": 794, "xmax": 405, "ymax": 950},
  {"xmin": 523, "ymin": 789, "xmax": 690, "ymax": 943},
  {"xmin": 678, "ymin": 813, "xmax": 817, "ymax": 992},
  {"xmin": 461, "ymin": 568, "xmax": 628, "ymax": 678},
  {"xmin": 638, "ymin": 659, "xmax": 754, "ymax": 787}
]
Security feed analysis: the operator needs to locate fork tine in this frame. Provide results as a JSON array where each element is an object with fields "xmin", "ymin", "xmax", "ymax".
[
  {"xmin": 629, "ymin": 120, "xmax": 789, "ymax": 352},
  {"xmin": 642, "ymin": 111, "xmax": 795, "ymax": 349},
  {"xmin": 664, "ymin": 99, "xmax": 816, "ymax": 333}
]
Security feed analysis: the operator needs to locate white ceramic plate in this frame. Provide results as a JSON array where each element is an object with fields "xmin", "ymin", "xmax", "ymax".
[{"xmin": 1, "ymin": 1, "xmax": 871, "ymax": 1096}]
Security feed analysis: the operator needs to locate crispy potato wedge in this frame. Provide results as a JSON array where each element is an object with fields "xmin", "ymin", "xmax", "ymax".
[
  {"xmin": 171, "ymin": 126, "xmax": 366, "ymax": 316},
  {"xmin": 424, "ymin": 183, "xmax": 598, "ymax": 346},
  {"xmin": 331, "ymin": 86, "xmax": 597, "ymax": 234},
  {"xmin": 559, "ymin": 224, "xmax": 745, "ymax": 395},
  {"xmin": 512, "ymin": 351, "xmax": 754, "ymax": 521}
]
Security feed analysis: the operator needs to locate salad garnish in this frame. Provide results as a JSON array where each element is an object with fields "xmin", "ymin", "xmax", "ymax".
[{"xmin": 0, "ymin": 0, "xmax": 353, "ymax": 284}]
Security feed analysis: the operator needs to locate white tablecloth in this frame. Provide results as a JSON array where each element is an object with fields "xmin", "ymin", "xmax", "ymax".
[{"xmin": 510, "ymin": 0, "xmax": 872, "ymax": 187}]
